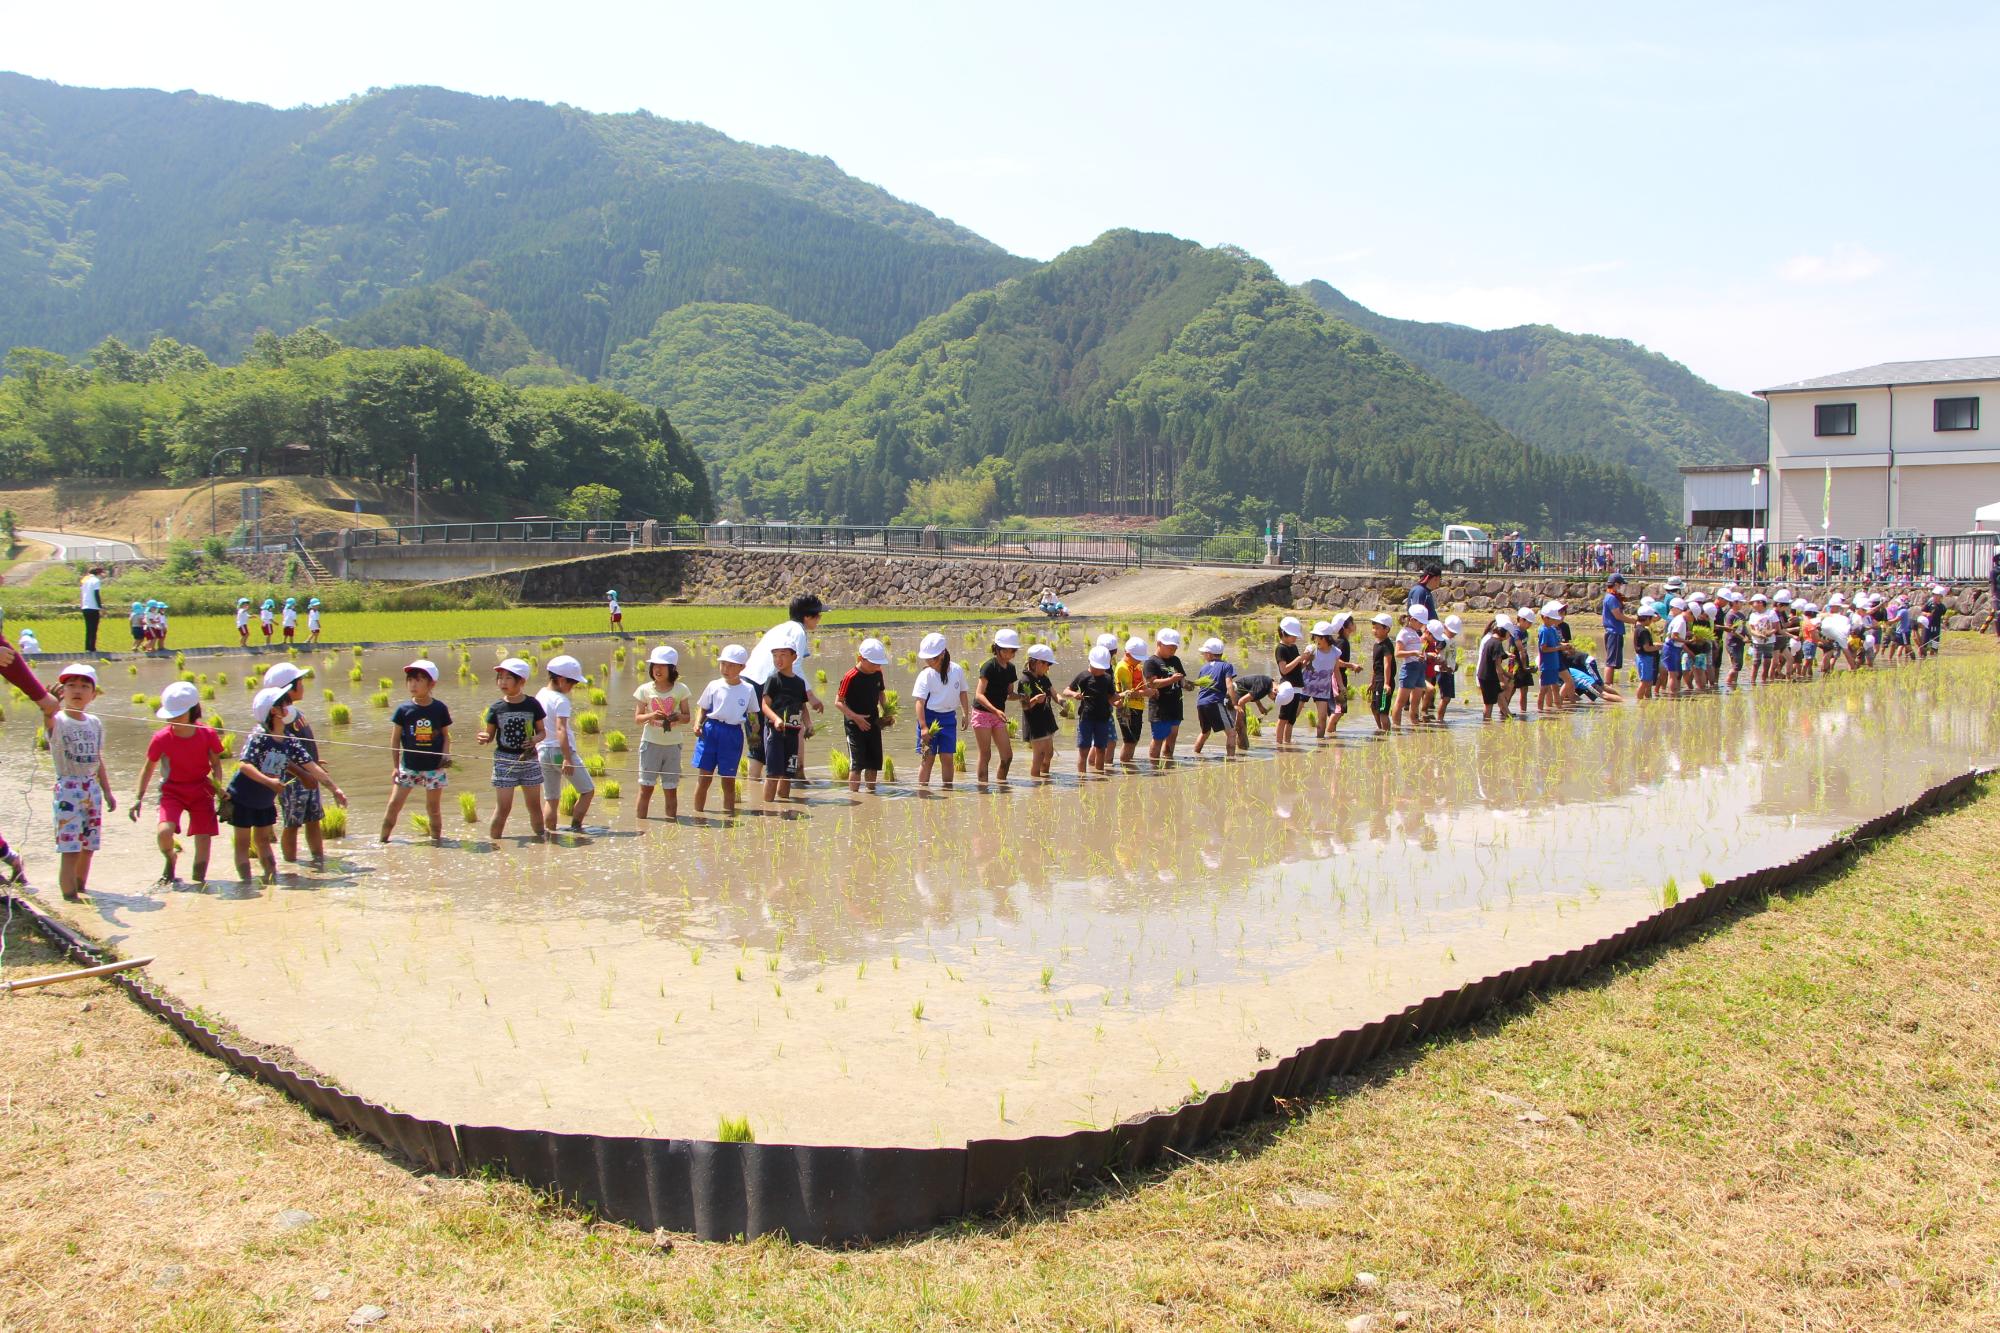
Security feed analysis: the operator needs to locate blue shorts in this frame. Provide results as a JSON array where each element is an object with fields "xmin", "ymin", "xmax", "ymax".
[
  {"xmin": 1397, "ymin": 661, "xmax": 1426, "ymax": 690},
  {"xmin": 1663, "ymin": 644, "xmax": 1685, "ymax": 674},
  {"xmin": 1603, "ymin": 628, "xmax": 1625, "ymax": 669},
  {"xmin": 1077, "ymin": 716, "xmax": 1115, "ymax": 751},
  {"xmin": 692, "ymin": 719, "xmax": 745, "ymax": 775},
  {"xmin": 1538, "ymin": 666, "xmax": 1562, "ymax": 687},
  {"xmin": 762, "ymin": 726, "xmax": 799, "ymax": 778},
  {"xmin": 1150, "ymin": 718, "xmax": 1180, "ymax": 741},
  {"xmin": 917, "ymin": 711, "xmax": 957, "ymax": 757},
  {"xmin": 1636, "ymin": 653, "xmax": 1659, "ymax": 684}
]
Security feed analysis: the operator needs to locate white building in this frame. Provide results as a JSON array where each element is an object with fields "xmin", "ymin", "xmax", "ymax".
[{"xmin": 1756, "ymin": 356, "xmax": 2000, "ymax": 543}]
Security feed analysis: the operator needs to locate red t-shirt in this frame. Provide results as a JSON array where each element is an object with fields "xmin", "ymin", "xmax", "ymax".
[{"xmin": 148, "ymin": 725, "xmax": 222, "ymax": 799}]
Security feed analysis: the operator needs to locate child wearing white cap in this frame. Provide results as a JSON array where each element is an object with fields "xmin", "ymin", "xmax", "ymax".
[
  {"xmin": 384, "ymin": 659, "xmax": 453, "ymax": 843},
  {"xmin": 911, "ymin": 632, "xmax": 968, "ymax": 788},
  {"xmin": 1434, "ymin": 616, "xmax": 1463, "ymax": 723},
  {"xmin": 1662, "ymin": 598, "xmax": 1690, "ymax": 697},
  {"xmin": 1633, "ymin": 606, "xmax": 1662, "ymax": 699},
  {"xmin": 1114, "ymin": 635, "xmax": 1148, "ymax": 763},
  {"xmin": 538, "ymin": 655, "xmax": 594, "ymax": 832},
  {"xmin": 130, "ymin": 681, "xmax": 226, "ymax": 884},
  {"xmin": 1535, "ymin": 603, "xmax": 1567, "ymax": 712},
  {"xmin": 1300, "ymin": 622, "xmax": 1340, "ymax": 741},
  {"xmin": 14, "ymin": 663, "xmax": 113, "ymax": 900},
  {"xmin": 836, "ymin": 639, "xmax": 893, "ymax": 792},
  {"xmin": 476, "ymin": 657, "xmax": 549, "ymax": 841},
  {"xmin": 1192, "ymin": 637, "xmax": 1239, "ymax": 757},
  {"xmin": 263, "ymin": 661, "xmax": 331, "ymax": 868},
  {"xmin": 1392, "ymin": 606, "xmax": 1429, "ymax": 729},
  {"xmin": 230, "ymin": 685, "xmax": 344, "ymax": 884},
  {"xmin": 1475, "ymin": 616, "xmax": 1512, "ymax": 720},
  {"xmin": 759, "ymin": 640, "xmax": 813, "ymax": 804},
  {"xmin": 1063, "ymin": 645, "xmax": 1118, "ymax": 773},
  {"xmin": 692, "ymin": 645, "xmax": 756, "ymax": 814},
  {"xmin": 971, "ymin": 628, "xmax": 1021, "ymax": 784},
  {"xmin": 1019, "ymin": 643, "xmax": 1060, "ymax": 778},
  {"xmin": 633, "ymin": 645, "xmax": 691, "ymax": 818},
  {"xmin": 1273, "ymin": 617, "xmax": 1306, "ymax": 746},
  {"xmin": 1230, "ymin": 670, "xmax": 1276, "ymax": 750},
  {"xmin": 1143, "ymin": 628, "xmax": 1191, "ymax": 759}
]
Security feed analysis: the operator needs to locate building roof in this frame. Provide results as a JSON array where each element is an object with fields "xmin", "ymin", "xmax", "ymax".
[
  {"xmin": 1677, "ymin": 463, "xmax": 1760, "ymax": 475},
  {"xmin": 1758, "ymin": 356, "xmax": 2000, "ymax": 395}
]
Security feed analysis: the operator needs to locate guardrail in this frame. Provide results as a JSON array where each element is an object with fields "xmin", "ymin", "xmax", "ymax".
[{"xmin": 319, "ymin": 522, "xmax": 2000, "ymax": 584}]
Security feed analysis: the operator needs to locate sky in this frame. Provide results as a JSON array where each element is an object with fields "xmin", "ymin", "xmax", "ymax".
[{"xmin": 7, "ymin": 1, "xmax": 1997, "ymax": 392}]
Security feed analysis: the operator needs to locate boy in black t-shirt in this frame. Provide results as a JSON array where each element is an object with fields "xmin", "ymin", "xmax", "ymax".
[
  {"xmin": 383, "ymin": 658, "xmax": 453, "ymax": 843},
  {"xmin": 760, "ymin": 645, "xmax": 811, "ymax": 802},
  {"xmin": 1062, "ymin": 645, "xmax": 1118, "ymax": 773},
  {"xmin": 1019, "ymin": 643, "xmax": 1060, "ymax": 778},
  {"xmin": 477, "ymin": 657, "xmax": 547, "ymax": 842},
  {"xmin": 1142, "ymin": 629, "xmax": 1190, "ymax": 760},
  {"xmin": 835, "ymin": 639, "xmax": 892, "ymax": 792},
  {"xmin": 1367, "ymin": 614, "xmax": 1395, "ymax": 732},
  {"xmin": 1273, "ymin": 617, "xmax": 1306, "ymax": 746}
]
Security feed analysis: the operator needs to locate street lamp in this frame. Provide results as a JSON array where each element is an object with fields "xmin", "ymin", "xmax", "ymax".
[{"xmin": 210, "ymin": 447, "xmax": 248, "ymax": 536}]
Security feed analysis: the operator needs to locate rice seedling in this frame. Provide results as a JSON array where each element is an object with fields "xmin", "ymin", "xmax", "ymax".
[
  {"xmin": 883, "ymin": 756, "xmax": 896, "ymax": 781},
  {"xmin": 412, "ymin": 813, "xmax": 432, "ymax": 835},
  {"xmin": 1040, "ymin": 964, "xmax": 1054, "ymax": 991},
  {"xmin": 349, "ymin": 666, "xmax": 363, "ymax": 683},
  {"xmin": 321, "ymin": 687, "xmax": 334, "ymax": 702},
  {"xmin": 1662, "ymin": 877, "xmax": 1679, "ymax": 907},
  {"xmin": 716, "ymin": 1115, "xmax": 755, "ymax": 1143},
  {"xmin": 377, "ymin": 676, "xmax": 393, "ymax": 690},
  {"xmin": 601, "ymin": 779, "xmax": 621, "ymax": 799},
  {"xmin": 127, "ymin": 664, "xmax": 139, "ymax": 675},
  {"xmin": 320, "ymin": 805, "xmax": 349, "ymax": 838},
  {"xmin": 604, "ymin": 730, "xmax": 628, "ymax": 752},
  {"xmin": 577, "ymin": 711, "xmax": 601, "ymax": 734},
  {"xmin": 146, "ymin": 695, "xmax": 163, "ymax": 710},
  {"xmin": 911, "ymin": 1000, "xmax": 925, "ymax": 1021},
  {"xmin": 244, "ymin": 676, "xmax": 257, "ymax": 691},
  {"xmin": 585, "ymin": 753, "xmax": 607, "ymax": 776},
  {"xmin": 459, "ymin": 791, "xmax": 478, "ymax": 822},
  {"xmin": 829, "ymin": 750, "xmax": 851, "ymax": 780},
  {"xmin": 369, "ymin": 691, "xmax": 390, "ymax": 708},
  {"xmin": 559, "ymin": 783, "xmax": 580, "ymax": 816},
  {"xmin": 130, "ymin": 692, "xmax": 146, "ymax": 704}
]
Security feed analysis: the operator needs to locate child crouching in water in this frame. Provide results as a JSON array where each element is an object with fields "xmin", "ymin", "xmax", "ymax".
[
  {"xmin": 692, "ymin": 645, "xmax": 756, "ymax": 814},
  {"xmin": 1192, "ymin": 637, "xmax": 1239, "ymax": 757},
  {"xmin": 633, "ymin": 645, "xmax": 690, "ymax": 819},
  {"xmin": 383, "ymin": 659, "xmax": 452, "ymax": 843},
  {"xmin": 130, "ymin": 681, "xmax": 225, "ymax": 883}
]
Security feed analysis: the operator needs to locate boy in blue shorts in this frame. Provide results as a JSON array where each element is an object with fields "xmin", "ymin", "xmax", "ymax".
[
  {"xmin": 1064, "ymin": 645, "xmax": 1118, "ymax": 773},
  {"xmin": 1535, "ymin": 602, "xmax": 1565, "ymax": 712},
  {"xmin": 1142, "ymin": 629, "xmax": 1190, "ymax": 760},
  {"xmin": 692, "ymin": 644, "xmax": 757, "ymax": 815}
]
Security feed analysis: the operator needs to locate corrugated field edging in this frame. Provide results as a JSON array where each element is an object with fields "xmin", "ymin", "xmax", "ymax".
[{"xmin": 5, "ymin": 764, "xmax": 1991, "ymax": 1246}]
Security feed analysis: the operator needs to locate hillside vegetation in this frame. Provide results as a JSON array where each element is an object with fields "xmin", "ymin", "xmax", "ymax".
[
  {"xmin": 723, "ymin": 231, "xmax": 1669, "ymax": 534},
  {"xmin": 1300, "ymin": 281, "xmax": 1765, "ymax": 493},
  {"xmin": 0, "ymin": 75, "xmax": 1025, "ymax": 373}
]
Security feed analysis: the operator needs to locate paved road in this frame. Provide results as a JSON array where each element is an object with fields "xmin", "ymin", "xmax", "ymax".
[
  {"xmin": 16, "ymin": 529, "xmax": 143, "ymax": 562},
  {"xmin": 1061, "ymin": 566, "xmax": 1290, "ymax": 617}
]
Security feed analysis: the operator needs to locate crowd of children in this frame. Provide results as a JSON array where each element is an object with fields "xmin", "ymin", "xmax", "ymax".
[{"xmin": 0, "ymin": 572, "xmax": 1967, "ymax": 897}]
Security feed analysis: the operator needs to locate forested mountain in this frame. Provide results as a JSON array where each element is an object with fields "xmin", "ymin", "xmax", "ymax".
[
  {"xmin": 1299, "ymin": 282, "xmax": 1764, "ymax": 493},
  {"xmin": 0, "ymin": 75, "xmax": 1025, "ymax": 374},
  {"xmin": 332, "ymin": 284, "xmax": 545, "ymax": 377},
  {"xmin": 721, "ymin": 231, "xmax": 1669, "ymax": 534},
  {"xmin": 0, "ymin": 331, "xmax": 711, "ymax": 521},
  {"xmin": 603, "ymin": 303, "xmax": 870, "ymax": 460}
]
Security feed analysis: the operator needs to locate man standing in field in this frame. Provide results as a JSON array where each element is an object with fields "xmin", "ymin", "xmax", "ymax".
[
  {"xmin": 1408, "ymin": 564, "xmax": 1441, "ymax": 621},
  {"xmin": 743, "ymin": 594, "xmax": 826, "ymax": 784},
  {"xmin": 79, "ymin": 566, "xmax": 104, "ymax": 653}
]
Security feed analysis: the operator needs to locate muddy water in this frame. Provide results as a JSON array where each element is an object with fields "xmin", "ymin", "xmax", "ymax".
[{"xmin": 9, "ymin": 629, "xmax": 1996, "ymax": 1147}]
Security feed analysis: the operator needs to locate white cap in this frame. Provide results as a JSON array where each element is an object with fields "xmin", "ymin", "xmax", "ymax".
[
  {"xmin": 1123, "ymin": 636, "xmax": 1147, "ymax": 657},
  {"xmin": 1634, "ymin": 604, "xmax": 1657, "ymax": 618},
  {"xmin": 1095, "ymin": 633, "xmax": 1119, "ymax": 652},
  {"xmin": 546, "ymin": 654, "xmax": 586, "ymax": 682},
  {"xmin": 1774, "ymin": 590, "xmax": 1793, "ymax": 605},
  {"xmin": 56, "ymin": 662, "xmax": 98, "ymax": 686},
  {"xmin": 1517, "ymin": 607, "xmax": 1535, "ymax": 622},
  {"xmin": 1087, "ymin": 646, "xmax": 1112, "ymax": 670},
  {"xmin": 404, "ymin": 659, "xmax": 439, "ymax": 680},
  {"xmin": 1200, "ymin": 637, "xmax": 1226, "ymax": 655},
  {"xmin": 1310, "ymin": 620, "xmax": 1334, "ymax": 638},
  {"xmin": 1426, "ymin": 620, "xmax": 1448, "ymax": 640},
  {"xmin": 1278, "ymin": 616, "xmax": 1303, "ymax": 637},
  {"xmin": 717, "ymin": 644, "xmax": 750, "ymax": 666},
  {"xmin": 1329, "ymin": 611, "xmax": 1353, "ymax": 633},
  {"xmin": 918, "ymin": 632, "xmax": 948, "ymax": 659},
  {"xmin": 1371, "ymin": 612, "xmax": 1394, "ymax": 628},
  {"xmin": 1027, "ymin": 643, "xmax": 1056, "ymax": 664},
  {"xmin": 1406, "ymin": 604, "xmax": 1430, "ymax": 623},
  {"xmin": 155, "ymin": 680, "xmax": 201, "ymax": 719},
  {"xmin": 1443, "ymin": 614, "xmax": 1463, "ymax": 634},
  {"xmin": 1827, "ymin": 593, "xmax": 1845, "ymax": 607},
  {"xmin": 1155, "ymin": 628, "xmax": 1182, "ymax": 648},
  {"xmin": 1540, "ymin": 601, "xmax": 1564, "ymax": 618},
  {"xmin": 859, "ymin": 638, "xmax": 891, "ymax": 666},
  {"xmin": 1669, "ymin": 597, "xmax": 1688, "ymax": 610},
  {"xmin": 1274, "ymin": 681, "xmax": 1298, "ymax": 706},
  {"xmin": 647, "ymin": 645, "xmax": 680, "ymax": 667},
  {"xmin": 1932, "ymin": 584, "xmax": 1948, "ymax": 595},
  {"xmin": 1495, "ymin": 612, "xmax": 1516, "ymax": 628},
  {"xmin": 262, "ymin": 662, "xmax": 311, "ymax": 690},
  {"xmin": 496, "ymin": 657, "xmax": 533, "ymax": 679},
  {"xmin": 992, "ymin": 627, "xmax": 1023, "ymax": 651},
  {"xmin": 251, "ymin": 685, "xmax": 291, "ymax": 722},
  {"xmin": 1750, "ymin": 591, "xmax": 1769, "ymax": 602}
]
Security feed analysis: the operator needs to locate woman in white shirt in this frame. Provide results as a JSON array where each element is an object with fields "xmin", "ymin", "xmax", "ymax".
[{"xmin": 911, "ymin": 632, "xmax": 969, "ymax": 789}]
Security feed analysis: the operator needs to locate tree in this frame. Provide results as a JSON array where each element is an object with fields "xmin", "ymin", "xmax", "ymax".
[{"xmin": 560, "ymin": 483, "xmax": 623, "ymax": 522}]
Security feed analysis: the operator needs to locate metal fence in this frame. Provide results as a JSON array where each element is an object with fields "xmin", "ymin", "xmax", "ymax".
[{"xmin": 314, "ymin": 520, "xmax": 2000, "ymax": 584}]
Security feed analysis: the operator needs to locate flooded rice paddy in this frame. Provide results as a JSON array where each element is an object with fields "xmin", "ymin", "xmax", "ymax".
[{"xmin": 10, "ymin": 625, "xmax": 1997, "ymax": 1147}]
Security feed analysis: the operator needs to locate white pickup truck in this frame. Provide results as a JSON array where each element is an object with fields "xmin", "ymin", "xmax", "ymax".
[{"xmin": 1394, "ymin": 524, "xmax": 1495, "ymax": 573}]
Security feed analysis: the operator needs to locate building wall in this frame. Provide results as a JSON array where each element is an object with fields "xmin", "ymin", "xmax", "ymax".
[
  {"xmin": 1776, "ymin": 464, "xmax": 1888, "ymax": 538},
  {"xmin": 1897, "ymin": 461, "xmax": 2000, "ymax": 534}
]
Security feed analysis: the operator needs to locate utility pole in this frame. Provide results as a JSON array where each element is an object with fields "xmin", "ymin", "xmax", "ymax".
[{"xmin": 410, "ymin": 453, "xmax": 420, "ymax": 528}]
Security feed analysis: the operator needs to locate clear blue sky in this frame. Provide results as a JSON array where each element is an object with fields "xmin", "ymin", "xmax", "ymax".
[{"xmin": 9, "ymin": 1, "xmax": 1996, "ymax": 391}]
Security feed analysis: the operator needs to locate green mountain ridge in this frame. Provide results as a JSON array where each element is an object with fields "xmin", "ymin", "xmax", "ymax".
[
  {"xmin": 0, "ymin": 74, "xmax": 1026, "ymax": 371},
  {"xmin": 1298, "ymin": 281, "xmax": 1764, "ymax": 493},
  {"xmin": 720, "ymin": 231, "xmax": 1668, "ymax": 534}
]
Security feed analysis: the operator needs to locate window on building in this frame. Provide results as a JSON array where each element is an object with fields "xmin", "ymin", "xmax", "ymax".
[
  {"xmin": 1935, "ymin": 396, "xmax": 1980, "ymax": 432},
  {"xmin": 1814, "ymin": 403, "xmax": 1857, "ymax": 436}
]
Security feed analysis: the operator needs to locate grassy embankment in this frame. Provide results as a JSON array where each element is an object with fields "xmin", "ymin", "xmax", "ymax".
[{"xmin": 3, "ymin": 771, "xmax": 1997, "ymax": 1327}]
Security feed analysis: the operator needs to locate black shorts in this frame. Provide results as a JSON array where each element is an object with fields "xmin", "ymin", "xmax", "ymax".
[
  {"xmin": 1196, "ymin": 701, "xmax": 1231, "ymax": 733},
  {"xmin": 1438, "ymin": 670, "xmax": 1456, "ymax": 701},
  {"xmin": 1278, "ymin": 697, "xmax": 1302, "ymax": 723},
  {"xmin": 1603, "ymin": 629, "xmax": 1625, "ymax": 670},
  {"xmin": 226, "ymin": 801, "xmax": 277, "ymax": 829},
  {"xmin": 1478, "ymin": 675, "xmax": 1502, "ymax": 705},
  {"xmin": 762, "ymin": 727, "xmax": 799, "ymax": 779},
  {"xmin": 1117, "ymin": 710, "xmax": 1144, "ymax": 744},
  {"xmin": 845, "ymin": 721, "xmax": 884, "ymax": 773}
]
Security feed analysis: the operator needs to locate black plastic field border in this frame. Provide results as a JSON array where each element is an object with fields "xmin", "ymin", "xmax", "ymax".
[{"xmin": 7, "ymin": 764, "xmax": 1989, "ymax": 1245}]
